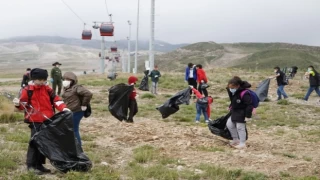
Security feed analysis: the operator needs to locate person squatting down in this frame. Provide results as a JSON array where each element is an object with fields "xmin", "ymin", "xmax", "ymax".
[
  {"xmin": 61, "ymin": 72, "xmax": 93, "ymax": 146},
  {"xmin": 13, "ymin": 68, "xmax": 70, "ymax": 175},
  {"xmin": 190, "ymin": 86, "xmax": 213, "ymax": 123},
  {"xmin": 226, "ymin": 76, "xmax": 253, "ymax": 149},
  {"xmin": 127, "ymin": 76, "xmax": 139, "ymax": 123}
]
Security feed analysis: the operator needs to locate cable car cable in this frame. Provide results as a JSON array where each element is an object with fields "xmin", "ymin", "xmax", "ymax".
[{"xmin": 61, "ymin": 0, "xmax": 86, "ymax": 24}]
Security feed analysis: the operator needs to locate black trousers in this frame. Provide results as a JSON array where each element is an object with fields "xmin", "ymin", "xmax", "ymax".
[
  {"xmin": 187, "ymin": 78, "xmax": 197, "ymax": 95},
  {"xmin": 128, "ymin": 99, "xmax": 138, "ymax": 122},
  {"xmin": 26, "ymin": 123, "xmax": 46, "ymax": 168},
  {"xmin": 198, "ymin": 83, "xmax": 208, "ymax": 97}
]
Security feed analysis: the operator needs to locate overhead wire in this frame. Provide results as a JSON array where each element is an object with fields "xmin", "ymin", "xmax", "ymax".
[{"xmin": 61, "ymin": 0, "xmax": 86, "ymax": 24}]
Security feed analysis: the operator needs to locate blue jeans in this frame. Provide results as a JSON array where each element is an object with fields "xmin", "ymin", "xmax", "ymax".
[
  {"xmin": 73, "ymin": 111, "xmax": 84, "ymax": 146},
  {"xmin": 195, "ymin": 103, "xmax": 208, "ymax": 121},
  {"xmin": 277, "ymin": 85, "xmax": 288, "ymax": 99},
  {"xmin": 304, "ymin": 86, "xmax": 320, "ymax": 101}
]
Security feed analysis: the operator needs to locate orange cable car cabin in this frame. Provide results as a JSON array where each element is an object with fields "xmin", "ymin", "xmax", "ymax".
[
  {"xmin": 100, "ymin": 23, "xmax": 114, "ymax": 36},
  {"xmin": 82, "ymin": 30, "xmax": 92, "ymax": 40}
]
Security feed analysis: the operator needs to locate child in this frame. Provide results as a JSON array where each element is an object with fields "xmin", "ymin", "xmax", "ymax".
[
  {"xmin": 13, "ymin": 68, "xmax": 69, "ymax": 174},
  {"xmin": 226, "ymin": 76, "xmax": 253, "ymax": 149},
  {"xmin": 149, "ymin": 65, "xmax": 161, "ymax": 95},
  {"xmin": 127, "ymin": 76, "xmax": 139, "ymax": 123},
  {"xmin": 190, "ymin": 86, "xmax": 213, "ymax": 123}
]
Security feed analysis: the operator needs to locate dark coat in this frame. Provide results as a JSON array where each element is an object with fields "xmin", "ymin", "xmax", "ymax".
[
  {"xmin": 227, "ymin": 81, "xmax": 254, "ymax": 123},
  {"xmin": 308, "ymin": 70, "xmax": 319, "ymax": 86}
]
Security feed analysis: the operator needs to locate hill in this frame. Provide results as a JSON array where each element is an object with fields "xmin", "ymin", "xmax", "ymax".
[
  {"xmin": 0, "ymin": 36, "xmax": 187, "ymax": 53},
  {"xmin": 155, "ymin": 42, "xmax": 320, "ymax": 72}
]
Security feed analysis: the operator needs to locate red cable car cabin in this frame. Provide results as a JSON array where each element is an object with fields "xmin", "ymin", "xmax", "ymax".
[
  {"xmin": 82, "ymin": 30, "xmax": 92, "ymax": 40},
  {"xmin": 110, "ymin": 46, "xmax": 117, "ymax": 52},
  {"xmin": 100, "ymin": 23, "xmax": 114, "ymax": 36}
]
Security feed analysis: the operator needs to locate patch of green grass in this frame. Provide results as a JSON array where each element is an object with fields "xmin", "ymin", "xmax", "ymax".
[
  {"xmin": 296, "ymin": 176, "xmax": 320, "ymax": 180},
  {"xmin": 133, "ymin": 145, "xmax": 158, "ymax": 163},
  {"xmin": 63, "ymin": 165, "xmax": 120, "ymax": 180},
  {"xmin": 0, "ymin": 154, "xmax": 17, "ymax": 170},
  {"xmin": 11, "ymin": 171, "xmax": 44, "ymax": 180},
  {"xmin": 195, "ymin": 145, "xmax": 225, "ymax": 152},
  {"xmin": 0, "ymin": 113, "xmax": 24, "ymax": 123},
  {"xmin": 0, "ymin": 126, "xmax": 8, "ymax": 133},
  {"xmin": 5, "ymin": 131, "xmax": 29, "ymax": 143},
  {"xmin": 277, "ymin": 99, "xmax": 290, "ymax": 105},
  {"xmin": 274, "ymin": 129, "xmax": 285, "ymax": 136},
  {"xmin": 280, "ymin": 171, "xmax": 291, "ymax": 177},
  {"xmin": 283, "ymin": 153, "xmax": 297, "ymax": 159},
  {"xmin": 241, "ymin": 171, "xmax": 268, "ymax": 180},
  {"xmin": 198, "ymin": 164, "xmax": 242, "ymax": 179},
  {"xmin": 141, "ymin": 93, "xmax": 156, "ymax": 99},
  {"xmin": 291, "ymin": 93, "xmax": 305, "ymax": 99},
  {"xmin": 128, "ymin": 162, "xmax": 179, "ymax": 180},
  {"xmin": 303, "ymin": 156, "xmax": 313, "ymax": 162},
  {"xmin": 81, "ymin": 134, "xmax": 95, "ymax": 141}
]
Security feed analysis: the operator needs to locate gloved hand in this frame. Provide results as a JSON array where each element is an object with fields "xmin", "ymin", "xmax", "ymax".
[
  {"xmin": 63, "ymin": 108, "xmax": 71, "ymax": 112},
  {"xmin": 268, "ymin": 76, "xmax": 274, "ymax": 79},
  {"xmin": 189, "ymin": 85, "xmax": 193, "ymax": 89},
  {"xmin": 245, "ymin": 117, "xmax": 252, "ymax": 122},
  {"xmin": 155, "ymin": 75, "xmax": 158, "ymax": 78},
  {"xmin": 50, "ymin": 78, "xmax": 54, "ymax": 83},
  {"xmin": 81, "ymin": 106, "xmax": 87, "ymax": 111},
  {"xmin": 201, "ymin": 80, "xmax": 204, "ymax": 83},
  {"xmin": 13, "ymin": 98, "xmax": 20, "ymax": 106}
]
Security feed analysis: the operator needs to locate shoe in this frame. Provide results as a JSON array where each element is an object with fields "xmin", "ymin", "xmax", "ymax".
[
  {"xmin": 229, "ymin": 140, "xmax": 240, "ymax": 146},
  {"xmin": 27, "ymin": 167, "xmax": 44, "ymax": 175},
  {"xmin": 233, "ymin": 144, "xmax": 246, "ymax": 149},
  {"xmin": 205, "ymin": 120, "xmax": 210, "ymax": 123},
  {"xmin": 37, "ymin": 165, "xmax": 51, "ymax": 173},
  {"xmin": 195, "ymin": 120, "xmax": 200, "ymax": 123}
]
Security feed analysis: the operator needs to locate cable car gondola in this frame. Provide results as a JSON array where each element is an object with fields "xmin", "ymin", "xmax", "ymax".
[
  {"xmin": 82, "ymin": 30, "xmax": 92, "ymax": 40},
  {"xmin": 100, "ymin": 23, "xmax": 114, "ymax": 36},
  {"xmin": 110, "ymin": 46, "xmax": 117, "ymax": 52}
]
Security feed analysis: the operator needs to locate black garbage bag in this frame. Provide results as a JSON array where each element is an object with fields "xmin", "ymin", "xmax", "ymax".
[
  {"xmin": 208, "ymin": 112, "xmax": 248, "ymax": 140},
  {"xmin": 255, "ymin": 78, "xmax": 270, "ymax": 102},
  {"xmin": 108, "ymin": 83, "xmax": 134, "ymax": 121},
  {"xmin": 208, "ymin": 112, "xmax": 232, "ymax": 140},
  {"xmin": 30, "ymin": 111, "xmax": 92, "ymax": 173},
  {"xmin": 139, "ymin": 75, "xmax": 149, "ymax": 91},
  {"xmin": 157, "ymin": 88, "xmax": 190, "ymax": 119}
]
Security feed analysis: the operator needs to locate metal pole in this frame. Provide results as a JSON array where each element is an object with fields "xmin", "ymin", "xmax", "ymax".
[
  {"xmin": 101, "ymin": 36, "xmax": 105, "ymax": 74},
  {"xmin": 127, "ymin": 20, "xmax": 132, "ymax": 73},
  {"xmin": 149, "ymin": 0, "xmax": 155, "ymax": 72},
  {"xmin": 134, "ymin": 0, "xmax": 140, "ymax": 74}
]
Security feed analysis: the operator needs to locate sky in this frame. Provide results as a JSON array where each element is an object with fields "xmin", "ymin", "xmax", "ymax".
[{"xmin": 0, "ymin": 0, "xmax": 319, "ymax": 46}]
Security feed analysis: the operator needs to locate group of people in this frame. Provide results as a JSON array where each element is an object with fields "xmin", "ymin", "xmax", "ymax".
[
  {"xmin": 13, "ymin": 61, "xmax": 320, "ymax": 174},
  {"xmin": 14, "ymin": 62, "xmax": 92, "ymax": 175}
]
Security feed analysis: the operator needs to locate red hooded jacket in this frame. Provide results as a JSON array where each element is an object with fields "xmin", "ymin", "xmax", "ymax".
[
  {"xmin": 196, "ymin": 68, "xmax": 208, "ymax": 83},
  {"xmin": 15, "ymin": 83, "xmax": 66, "ymax": 123},
  {"xmin": 128, "ymin": 76, "xmax": 138, "ymax": 100},
  {"xmin": 191, "ymin": 87, "xmax": 213, "ymax": 118}
]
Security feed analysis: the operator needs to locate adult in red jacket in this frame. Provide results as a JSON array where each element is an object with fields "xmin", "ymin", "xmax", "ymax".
[
  {"xmin": 127, "ymin": 76, "xmax": 138, "ymax": 123},
  {"xmin": 13, "ymin": 68, "xmax": 69, "ymax": 175},
  {"xmin": 196, "ymin": 64, "xmax": 208, "ymax": 97}
]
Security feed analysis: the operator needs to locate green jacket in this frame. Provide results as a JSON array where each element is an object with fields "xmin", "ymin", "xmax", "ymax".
[
  {"xmin": 149, "ymin": 70, "xmax": 161, "ymax": 82},
  {"xmin": 51, "ymin": 67, "xmax": 62, "ymax": 80}
]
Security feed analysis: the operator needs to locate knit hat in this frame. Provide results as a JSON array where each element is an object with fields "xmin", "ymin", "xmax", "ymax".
[
  {"xmin": 128, "ymin": 76, "xmax": 138, "ymax": 84},
  {"xmin": 30, "ymin": 68, "xmax": 48, "ymax": 80}
]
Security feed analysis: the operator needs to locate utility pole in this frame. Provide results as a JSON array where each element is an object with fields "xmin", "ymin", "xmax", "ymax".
[
  {"xmin": 134, "ymin": 0, "xmax": 140, "ymax": 74},
  {"xmin": 100, "ymin": 36, "xmax": 105, "ymax": 74},
  {"xmin": 149, "ymin": 0, "xmax": 155, "ymax": 72},
  {"xmin": 127, "ymin": 20, "xmax": 132, "ymax": 73}
]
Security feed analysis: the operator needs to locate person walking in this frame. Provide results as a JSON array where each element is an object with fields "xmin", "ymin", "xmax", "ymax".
[
  {"xmin": 303, "ymin": 65, "xmax": 320, "ymax": 101},
  {"xmin": 21, "ymin": 68, "xmax": 31, "ymax": 87},
  {"xmin": 50, "ymin": 62, "xmax": 63, "ymax": 96},
  {"xmin": 13, "ymin": 68, "xmax": 69, "ymax": 175},
  {"xmin": 226, "ymin": 76, "xmax": 253, "ymax": 149},
  {"xmin": 269, "ymin": 66, "xmax": 288, "ymax": 100},
  {"xmin": 127, "ymin": 76, "xmax": 139, "ymax": 123},
  {"xmin": 61, "ymin": 72, "xmax": 93, "ymax": 146},
  {"xmin": 195, "ymin": 64, "xmax": 208, "ymax": 97},
  {"xmin": 185, "ymin": 63, "xmax": 197, "ymax": 98},
  {"xmin": 149, "ymin": 65, "xmax": 161, "ymax": 95}
]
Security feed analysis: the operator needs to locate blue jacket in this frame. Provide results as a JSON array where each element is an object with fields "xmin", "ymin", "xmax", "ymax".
[{"xmin": 185, "ymin": 67, "xmax": 197, "ymax": 81}]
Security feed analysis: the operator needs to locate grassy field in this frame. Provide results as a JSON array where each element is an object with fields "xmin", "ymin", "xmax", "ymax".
[{"xmin": 0, "ymin": 68, "xmax": 320, "ymax": 179}]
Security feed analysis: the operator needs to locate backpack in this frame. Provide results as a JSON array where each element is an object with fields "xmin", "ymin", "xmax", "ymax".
[
  {"xmin": 196, "ymin": 97, "xmax": 209, "ymax": 105},
  {"xmin": 240, "ymin": 89, "xmax": 260, "ymax": 108},
  {"xmin": 282, "ymin": 72, "xmax": 289, "ymax": 85}
]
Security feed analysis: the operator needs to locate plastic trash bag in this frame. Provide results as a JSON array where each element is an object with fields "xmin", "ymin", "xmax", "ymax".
[
  {"xmin": 139, "ymin": 75, "xmax": 149, "ymax": 91},
  {"xmin": 30, "ymin": 111, "xmax": 92, "ymax": 173},
  {"xmin": 157, "ymin": 88, "xmax": 190, "ymax": 119},
  {"xmin": 255, "ymin": 78, "xmax": 270, "ymax": 102},
  {"xmin": 108, "ymin": 83, "xmax": 134, "ymax": 121}
]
